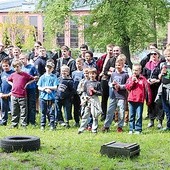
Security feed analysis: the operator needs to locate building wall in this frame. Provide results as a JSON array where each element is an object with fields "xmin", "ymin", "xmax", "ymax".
[{"xmin": 0, "ymin": 10, "xmax": 89, "ymax": 48}]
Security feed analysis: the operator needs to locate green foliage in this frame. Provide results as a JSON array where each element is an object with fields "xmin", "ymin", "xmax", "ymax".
[
  {"xmin": 2, "ymin": 29, "xmax": 11, "ymax": 47},
  {"xmin": 22, "ymin": 31, "xmax": 35, "ymax": 51},
  {"xmin": 15, "ymin": 35, "xmax": 23, "ymax": 49}
]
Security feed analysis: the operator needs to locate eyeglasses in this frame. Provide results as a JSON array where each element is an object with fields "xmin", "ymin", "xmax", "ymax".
[{"xmin": 150, "ymin": 53, "xmax": 157, "ymax": 55}]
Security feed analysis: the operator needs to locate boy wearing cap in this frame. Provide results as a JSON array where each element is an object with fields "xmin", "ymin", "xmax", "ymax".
[{"xmin": 37, "ymin": 60, "xmax": 59, "ymax": 130}]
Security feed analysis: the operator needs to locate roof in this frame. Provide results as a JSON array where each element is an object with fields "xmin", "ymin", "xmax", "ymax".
[{"xmin": 0, "ymin": 0, "xmax": 37, "ymax": 12}]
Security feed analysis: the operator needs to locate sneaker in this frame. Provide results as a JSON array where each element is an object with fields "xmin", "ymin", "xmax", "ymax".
[
  {"xmin": 160, "ymin": 127, "xmax": 170, "ymax": 131},
  {"xmin": 147, "ymin": 121, "xmax": 154, "ymax": 128},
  {"xmin": 101, "ymin": 127, "xmax": 109, "ymax": 132},
  {"xmin": 157, "ymin": 123, "xmax": 163, "ymax": 129},
  {"xmin": 50, "ymin": 126, "xmax": 55, "ymax": 131},
  {"xmin": 114, "ymin": 122, "xmax": 118, "ymax": 127},
  {"xmin": 134, "ymin": 131, "xmax": 141, "ymax": 135},
  {"xmin": 128, "ymin": 131, "xmax": 133, "ymax": 134},
  {"xmin": 117, "ymin": 127, "xmax": 123, "ymax": 133},
  {"xmin": 92, "ymin": 130, "xmax": 97, "ymax": 133},
  {"xmin": 41, "ymin": 126, "xmax": 45, "ymax": 131}
]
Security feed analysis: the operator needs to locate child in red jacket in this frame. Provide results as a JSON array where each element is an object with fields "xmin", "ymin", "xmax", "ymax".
[{"xmin": 126, "ymin": 64, "xmax": 152, "ymax": 134}]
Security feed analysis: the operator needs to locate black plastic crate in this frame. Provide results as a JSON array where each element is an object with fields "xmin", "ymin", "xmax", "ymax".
[{"xmin": 100, "ymin": 141, "xmax": 140, "ymax": 158}]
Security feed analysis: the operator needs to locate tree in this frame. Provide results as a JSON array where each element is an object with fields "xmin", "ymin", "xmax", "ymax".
[
  {"xmin": 38, "ymin": 0, "xmax": 170, "ymax": 67},
  {"xmin": 2, "ymin": 29, "xmax": 11, "ymax": 47}
]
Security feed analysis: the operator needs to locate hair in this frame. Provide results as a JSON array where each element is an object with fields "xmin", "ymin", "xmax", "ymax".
[
  {"xmin": 88, "ymin": 68, "xmax": 97, "ymax": 74},
  {"xmin": 117, "ymin": 54, "xmax": 126, "ymax": 62},
  {"xmin": 61, "ymin": 45, "xmax": 69, "ymax": 51},
  {"xmin": 19, "ymin": 53, "xmax": 29, "ymax": 59},
  {"xmin": 132, "ymin": 63, "xmax": 142, "ymax": 71},
  {"xmin": 149, "ymin": 42, "xmax": 157, "ymax": 48},
  {"xmin": 76, "ymin": 58, "xmax": 84, "ymax": 63},
  {"xmin": 164, "ymin": 48, "xmax": 170, "ymax": 53},
  {"xmin": 80, "ymin": 44, "xmax": 88, "ymax": 50},
  {"xmin": 12, "ymin": 59, "xmax": 22, "ymax": 68},
  {"xmin": 115, "ymin": 58, "xmax": 124, "ymax": 65},
  {"xmin": 47, "ymin": 59, "xmax": 54, "ymax": 63},
  {"xmin": 149, "ymin": 49, "xmax": 160, "ymax": 57},
  {"xmin": 1, "ymin": 57, "xmax": 11, "ymax": 66},
  {"xmin": 106, "ymin": 43, "xmax": 114, "ymax": 49},
  {"xmin": 83, "ymin": 68, "xmax": 89, "ymax": 73},
  {"xmin": 12, "ymin": 47, "xmax": 21, "ymax": 52},
  {"xmin": 39, "ymin": 46, "xmax": 46, "ymax": 50},
  {"xmin": 85, "ymin": 50, "xmax": 93, "ymax": 58},
  {"xmin": 35, "ymin": 41, "xmax": 42, "ymax": 46},
  {"xmin": 61, "ymin": 65, "xmax": 70, "ymax": 72}
]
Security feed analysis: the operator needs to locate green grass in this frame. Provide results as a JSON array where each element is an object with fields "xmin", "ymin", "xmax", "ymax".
[{"xmin": 0, "ymin": 112, "xmax": 170, "ymax": 170}]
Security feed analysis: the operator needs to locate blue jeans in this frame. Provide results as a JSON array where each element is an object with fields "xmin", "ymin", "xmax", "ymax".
[
  {"xmin": 129, "ymin": 102, "xmax": 143, "ymax": 132},
  {"xmin": 39, "ymin": 99, "xmax": 55, "ymax": 127},
  {"xmin": 1, "ymin": 97, "xmax": 11, "ymax": 125},
  {"xmin": 55, "ymin": 98, "xmax": 72, "ymax": 122},
  {"xmin": 104, "ymin": 98, "xmax": 125, "ymax": 128},
  {"xmin": 162, "ymin": 88, "xmax": 170, "ymax": 128},
  {"xmin": 27, "ymin": 88, "xmax": 36, "ymax": 125}
]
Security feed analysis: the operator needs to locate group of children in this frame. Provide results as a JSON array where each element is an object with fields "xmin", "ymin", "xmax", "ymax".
[{"xmin": 0, "ymin": 45, "xmax": 170, "ymax": 135}]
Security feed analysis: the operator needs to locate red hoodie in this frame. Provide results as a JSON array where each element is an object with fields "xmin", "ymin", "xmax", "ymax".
[{"xmin": 125, "ymin": 75, "xmax": 152, "ymax": 105}]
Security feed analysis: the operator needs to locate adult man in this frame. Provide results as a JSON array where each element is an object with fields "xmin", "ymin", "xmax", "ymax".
[
  {"xmin": 56, "ymin": 45, "xmax": 76, "ymax": 77},
  {"xmin": 96, "ymin": 44, "xmax": 115, "ymax": 121},
  {"xmin": 78, "ymin": 44, "xmax": 88, "ymax": 60}
]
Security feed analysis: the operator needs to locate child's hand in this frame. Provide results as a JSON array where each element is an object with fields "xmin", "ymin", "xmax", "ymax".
[{"xmin": 45, "ymin": 88, "xmax": 52, "ymax": 94}]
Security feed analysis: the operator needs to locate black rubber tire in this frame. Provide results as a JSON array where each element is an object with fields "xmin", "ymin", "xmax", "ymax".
[{"xmin": 0, "ymin": 136, "xmax": 40, "ymax": 152}]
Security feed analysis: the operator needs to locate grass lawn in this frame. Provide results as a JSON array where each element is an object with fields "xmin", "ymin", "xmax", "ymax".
[{"xmin": 0, "ymin": 111, "xmax": 170, "ymax": 170}]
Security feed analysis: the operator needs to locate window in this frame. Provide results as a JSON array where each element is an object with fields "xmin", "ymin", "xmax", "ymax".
[{"xmin": 70, "ymin": 19, "xmax": 78, "ymax": 48}]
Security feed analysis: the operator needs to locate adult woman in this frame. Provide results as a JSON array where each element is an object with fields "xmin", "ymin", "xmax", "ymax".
[{"xmin": 143, "ymin": 50, "xmax": 164, "ymax": 128}]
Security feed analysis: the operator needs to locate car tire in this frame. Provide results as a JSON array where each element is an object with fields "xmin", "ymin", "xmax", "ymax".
[{"xmin": 0, "ymin": 136, "xmax": 40, "ymax": 152}]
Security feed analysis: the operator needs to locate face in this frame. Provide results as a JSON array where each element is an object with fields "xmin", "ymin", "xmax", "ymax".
[
  {"xmin": 115, "ymin": 62, "xmax": 123, "ymax": 72},
  {"xmin": 113, "ymin": 47, "xmax": 121, "ymax": 57},
  {"xmin": 164, "ymin": 51, "xmax": 170, "ymax": 62},
  {"xmin": 61, "ymin": 49, "xmax": 69, "ymax": 58},
  {"xmin": 132, "ymin": 66, "xmax": 141, "ymax": 76},
  {"xmin": 89, "ymin": 72, "xmax": 96, "ymax": 80},
  {"xmin": 76, "ymin": 61, "xmax": 83, "ymax": 70},
  {"xmin": 107, "ymin": 47, "xmax": 113, "ymax": 56},
  {"xmin": 0, "ymin": 45, "xmax": 4, "ymax": 52},
  {"xmin": 83, "ymin": 71, "xmax": 89, "ymax": 79},
  {"xmin": 61, "ymin": 68, "xmax": 69, "ymax": 77},
  {"xmin": 85, "ymin": 53, "xmax": 92, "ymax": 62},
  {"xmin": 45, "ymin": 65, "xmax": 53, "ymax": 73},
  {"xmin": 39, "ymin": 48, "xmax": 46, "ymax": 57},
  {"xmin": 34, "ymin": 43, "xmax": 40, "ymax": 50},
  {"xmin": 19, "ymin": 56, "xmax": 27, "ymax": 65},
  {"xmin": 150, "ymin": 52, "xmax": 159, "ymax": 61},
  {"xmin": 13, "ymin": 49, "xmax": 20, "ymax": 58},
  {"xmin": 2, "ymin": 63, "xmax": 10, "ymax": 71},
  {"xmin": 13, "ymin": 65, "xmax": 22, "ymax": 73},
  {"xmin": 80, "ymin": 48, "xmax": 87, "ymax": 57}
]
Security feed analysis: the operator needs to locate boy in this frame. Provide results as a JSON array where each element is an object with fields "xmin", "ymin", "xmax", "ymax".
[
  {"xmin": 126, "ymin": 64, "xmax": 152, "ymax": 134},
  {"xmin": 0, "ymin": 58, "xmax": 14, "ymax": 125},
  {"xmin": 72, "ymin": 58, "xmax": 84, "ymax": 127},
  {"xmin": 55, "ymin": 65, "xmax": 75, "ymax": 128},
  {"xmin": 84, "ymin": 51, "xmax": 97, "ymax": 69},
  {"xmin": 78, "ymin": 68, "xmax": 102, "ymax": 134},
  {"xmin": 19, "ymin": 53, "xmax": 38, "ymax": 126},
  {"xmin": 102, "ymin": 59, "xmax": 129, "ymax": 133},
  {"xmin": 37, "ymin": 60, "xmax": 58, "ymax": 130},
  {"xmin": 7, "ymin": 60, "xmax": 35, "ymax": 128}
]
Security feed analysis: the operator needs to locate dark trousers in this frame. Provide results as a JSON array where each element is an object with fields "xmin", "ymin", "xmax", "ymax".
[
  {"xmin": 1, "ymin": 97, "xmax": 11, "ymax": 125},
  {"xmin": 27, "ymin": 88, "xmax": 36, "ymax": 125},
  {"xmin": 55, "ymin": 98, "xmax": 72, "ymax": 122},
  {"xmin": 39, "ymin": 99, "xmax": 55, "ymax": 127},
  {"xmin": 72, "ymin": 94, "xmax": 81, "ymax": 123},
  {"xmin": 101, "ymin": 79, "xmax": 109, "ymax": 118}
]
